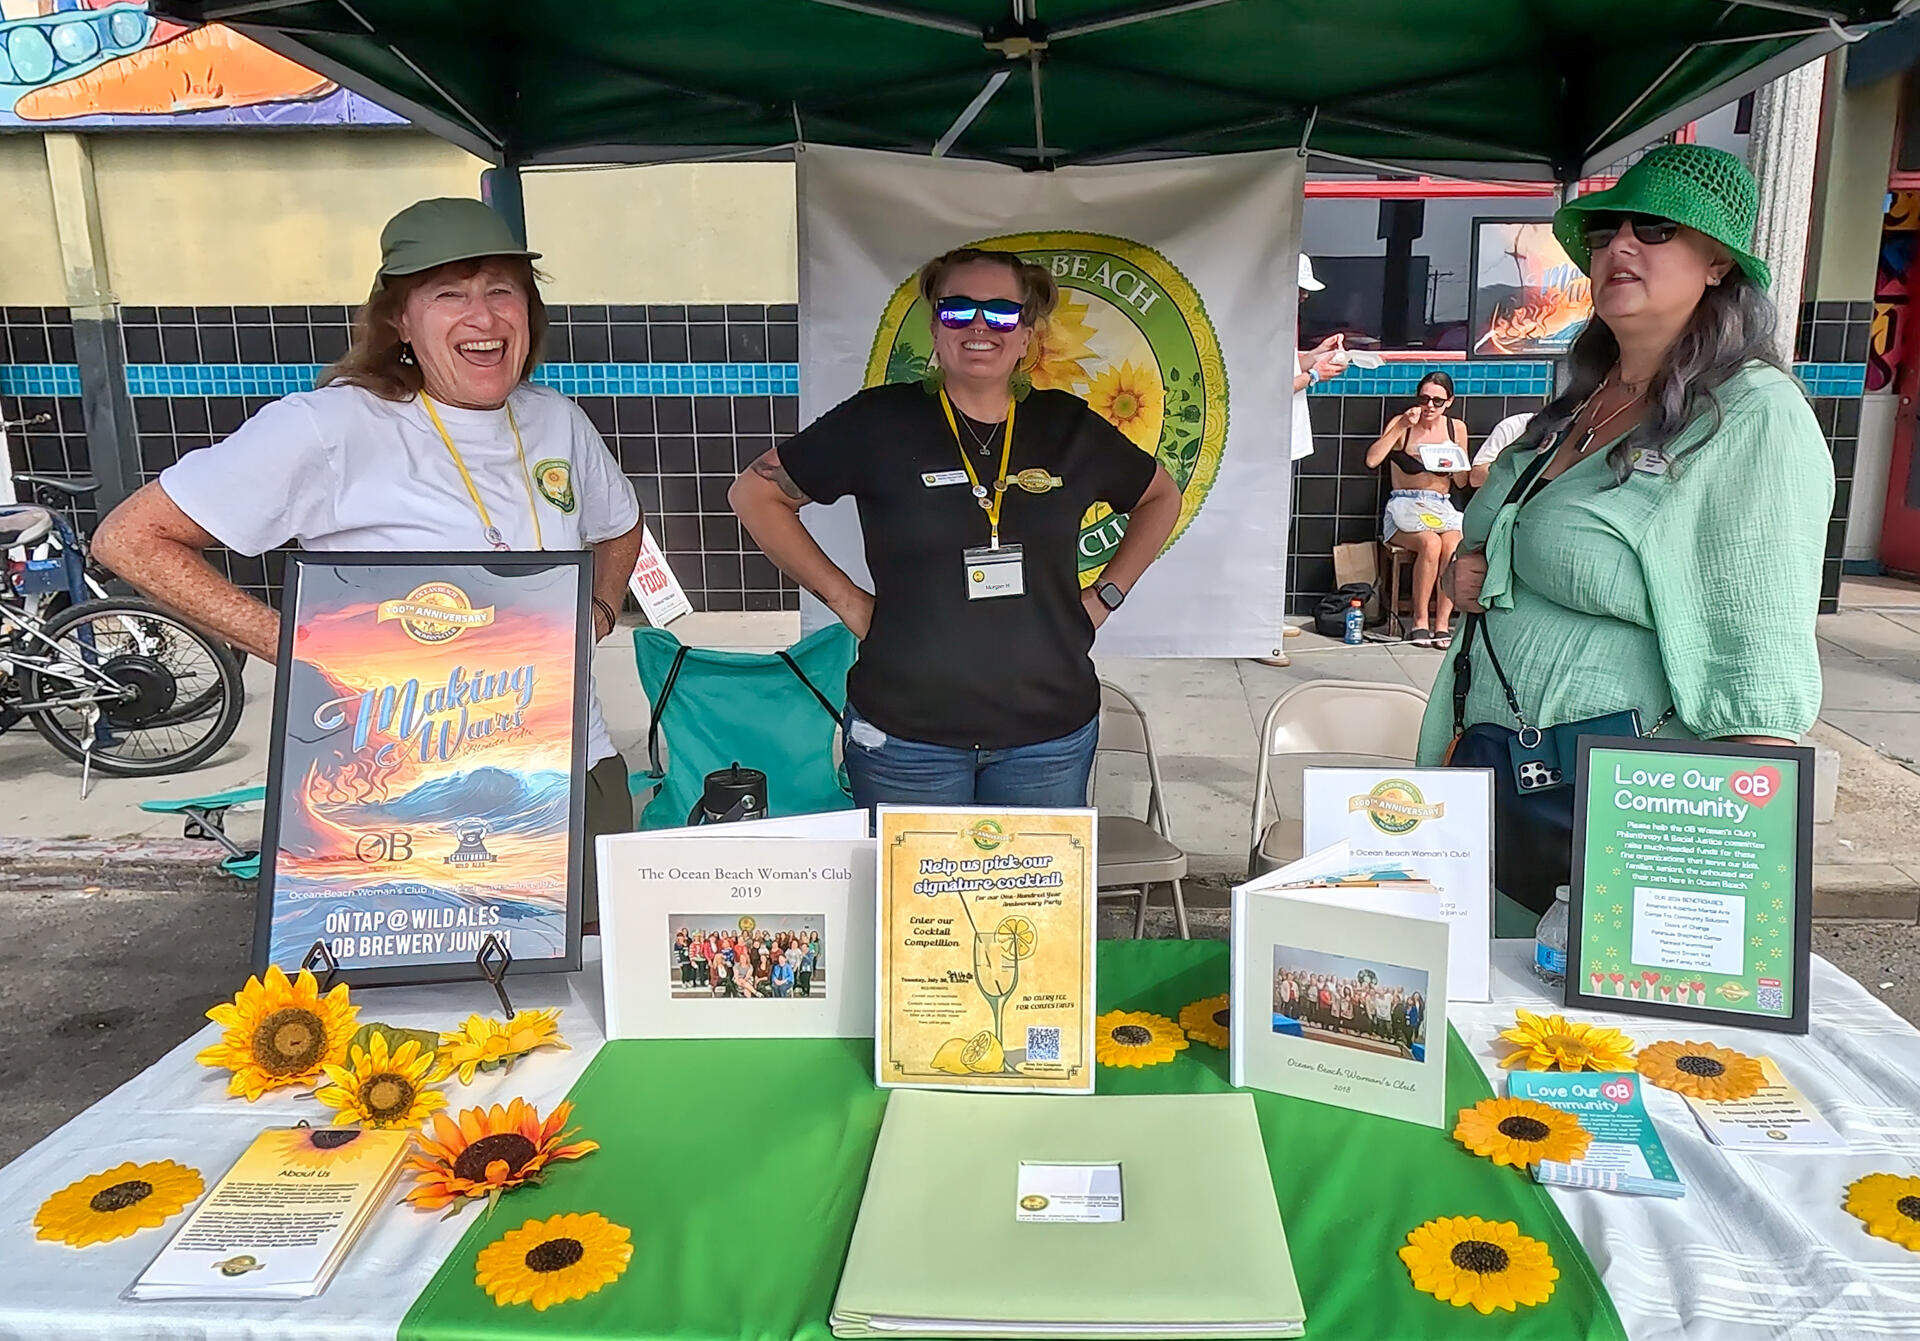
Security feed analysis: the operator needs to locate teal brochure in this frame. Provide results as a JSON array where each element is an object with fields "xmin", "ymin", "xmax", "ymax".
[{"xmin": 1507, "ymin": 1071, "xmax": 1685, "ymax": 1198}]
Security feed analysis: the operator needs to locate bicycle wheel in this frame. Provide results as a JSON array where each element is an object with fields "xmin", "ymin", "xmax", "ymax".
[{"xmin": 23, "ymin": 598, "xmax": 245, "ymax": 776}]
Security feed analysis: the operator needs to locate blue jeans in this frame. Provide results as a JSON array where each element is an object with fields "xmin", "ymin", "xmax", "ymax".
[{"xmin": 844, "ymin": 708, "xmax": 1097, "ymax": 810}]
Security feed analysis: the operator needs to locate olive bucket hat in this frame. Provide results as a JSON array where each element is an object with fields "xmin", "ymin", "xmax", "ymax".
[
  {"xmin": 377, "ymin": 197, "xmax": 540, "ymax": 285},
  {"xmin": 1552, "ymin": 143, "xmax": 1770, "ymax": 291}
]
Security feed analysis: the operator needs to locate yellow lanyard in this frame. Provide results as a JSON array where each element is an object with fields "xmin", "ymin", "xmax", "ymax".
[
  {"xmin": 420, "ymin": 392, "xmax": 544, "ymax": 551},
  {"xmin": 938, "ymin": 389, "xmax": 1017, "ymax": 548}
]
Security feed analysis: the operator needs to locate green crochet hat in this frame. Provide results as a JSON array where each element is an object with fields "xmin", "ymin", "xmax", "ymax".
[{"xmin": 1553, "ymin": 144, "xmax": 1770, "ymax": 290}]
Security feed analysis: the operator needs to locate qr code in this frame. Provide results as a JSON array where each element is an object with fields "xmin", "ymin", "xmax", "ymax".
[
  {"xmin": 1756, "ymin": 983, "xmax": 1783, "ymax": 1012},
  {"xmin": 1026, "ymin": 1026, "xmax": 1061, "ymax": 1062}
]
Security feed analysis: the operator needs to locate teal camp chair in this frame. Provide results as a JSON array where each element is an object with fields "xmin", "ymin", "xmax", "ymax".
[
  {"xmin": 631, "ymin": 624, "xmax": 858, "ymax": 829},
  {"xmin": 139, "ymin": 784, "xmax": 266, "ymax": 879}
]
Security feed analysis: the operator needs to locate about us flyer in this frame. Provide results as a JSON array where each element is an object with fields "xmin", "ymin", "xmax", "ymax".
[
  {"xmin": 1574, "ymin": 742, "xmax": 1809, "ymax": 1024},
  {"xmin": 255, "ymin": 554, "xmax": 590, "ymax": 985}
]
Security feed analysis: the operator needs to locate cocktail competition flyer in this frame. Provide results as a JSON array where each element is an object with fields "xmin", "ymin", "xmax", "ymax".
[{"xmin": 261, "ymin": 559, "xmax": 585, "ymax": 976}]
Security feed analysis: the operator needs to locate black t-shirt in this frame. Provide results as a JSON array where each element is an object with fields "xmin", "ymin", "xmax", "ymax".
[{"xmin": 779, "ymin": 383, "xmax": 1157, "ymax": 750}]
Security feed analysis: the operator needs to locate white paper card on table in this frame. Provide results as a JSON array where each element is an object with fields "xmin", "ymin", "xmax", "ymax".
[
  {"xmin": 1301, "ymin": 768, "xmax": 1493, "ymax": 1001},
  {"xmin": 627, "ymin": 521, "xmax": 692, "ymax": 627},
  {"xmin": 1230, "ymin": 886, "xmax": 1449, "ymax": 1128},
  {"xmin": 1683, "ymin": 1058, "xmax": 1847, "ymax": 1150},
  {"xmin": 598, "ymin": 833, "xmax": 874, "ymax": 1039},
  {"xmin": 1015, "ymin": 1162, "xmax": 1124, "ymax": 1223},
  {"xmin": 1417, "ymin": 443, "xmax": 1471, "ymax": 472},
  {"xmin": 127, "ymin": 1127, "xmax": 410, "ymax": 1301}
]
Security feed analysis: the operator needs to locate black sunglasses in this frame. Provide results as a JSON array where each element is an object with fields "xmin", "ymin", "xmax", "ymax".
[
  {"xmin": 1415, "ymin": 393, "xmax": 1450, "ymax": 408},
  {"xmin": 935, "ymin": 296, "xmax": 1025, "ymax": 331},
  {"xmin": 1583, "ymin": 212, "xmax": 1682, "ymax": 251}
]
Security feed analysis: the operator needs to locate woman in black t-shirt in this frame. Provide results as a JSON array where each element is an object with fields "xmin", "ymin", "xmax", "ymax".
[{"xmin": 729, "ymin": 246, "xmax": 1182, "ymax": 809}]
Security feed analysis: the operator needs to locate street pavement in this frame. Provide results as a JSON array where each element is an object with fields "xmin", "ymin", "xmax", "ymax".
[{"xmin": 7, "ymin": 594, "xmax": 1920, "ymax": 1167}]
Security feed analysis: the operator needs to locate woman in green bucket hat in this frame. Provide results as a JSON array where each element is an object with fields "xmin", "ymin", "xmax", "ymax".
[{"xmin": 1413, "ymin": 143, "xmax": 1832, "ymax": 916}]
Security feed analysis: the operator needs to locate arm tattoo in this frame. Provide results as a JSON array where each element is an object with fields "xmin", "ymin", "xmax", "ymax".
[{"xmin": 750, "ymin": 452, "xmax": 809, "ymax": 503}]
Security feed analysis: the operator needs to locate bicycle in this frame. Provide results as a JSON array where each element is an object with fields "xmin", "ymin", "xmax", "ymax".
[{"xmin": 0, "ymin": 503, "xmax": 244, "ymax": 781}]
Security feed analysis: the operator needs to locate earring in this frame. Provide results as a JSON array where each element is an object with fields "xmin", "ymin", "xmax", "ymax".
[
  {"xmin": 918, "ymin": 349, "xmax": 944, "ymax": 396},
  {"xmin": 398, "ymin": 342, "xmax": 416, "ymax": 366}
]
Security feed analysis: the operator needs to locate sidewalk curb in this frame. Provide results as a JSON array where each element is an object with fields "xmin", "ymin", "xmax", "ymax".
[{"xmin": 0, "ymin": 837, "xmax": 232, "ymax": 879}]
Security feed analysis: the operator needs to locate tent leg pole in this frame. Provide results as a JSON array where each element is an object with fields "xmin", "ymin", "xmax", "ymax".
[{"xmin": 482, "ymin": 162, "xmax": 529, "ymax": 247}]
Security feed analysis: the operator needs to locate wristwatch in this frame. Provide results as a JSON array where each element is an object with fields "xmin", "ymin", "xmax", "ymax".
[{"xmin": 1094, "ymin": 580, "xmax": 1127, "ymax": 612}]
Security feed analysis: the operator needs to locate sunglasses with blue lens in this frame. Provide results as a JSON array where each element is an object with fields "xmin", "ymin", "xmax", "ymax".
[{"xmin": 935, "ymin": 296, "xmax": 1025, "ymax": 331}]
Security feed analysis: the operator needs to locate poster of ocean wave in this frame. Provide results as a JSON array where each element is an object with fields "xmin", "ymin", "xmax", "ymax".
[{"xmin": 255, "ymin": 553, "xmax": 590, "ymax": 987}]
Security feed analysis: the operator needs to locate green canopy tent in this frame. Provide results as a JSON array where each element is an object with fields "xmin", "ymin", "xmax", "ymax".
[{"xmin": 153, "ymin": 0, "xmax": 1901, "ymax": 180}]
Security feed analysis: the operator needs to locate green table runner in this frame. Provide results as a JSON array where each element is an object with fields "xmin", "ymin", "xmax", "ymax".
[{"xmin": 402, "ymin": 941, "xmax": 1624, "ymax": 1341}]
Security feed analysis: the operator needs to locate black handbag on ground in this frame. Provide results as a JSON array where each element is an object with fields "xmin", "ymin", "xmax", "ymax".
[{"xmin": 1313, "ymin": 583, "xmax": 1374, "ymax": 637}]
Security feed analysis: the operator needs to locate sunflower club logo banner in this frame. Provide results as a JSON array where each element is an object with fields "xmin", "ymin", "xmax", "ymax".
[
  {"xmin": 797, "ymin": 145, "xmax": 1303, "ymax": 657},
  {"xmin": 253, "ymin": 553, "xmax": 591, "ymax": 988}
]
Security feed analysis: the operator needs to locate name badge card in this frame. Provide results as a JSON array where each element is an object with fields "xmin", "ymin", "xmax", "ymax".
[
  {"xmin": 1568, "ymin": 737, "xmax": 1814, "ymax": 1034},
  {"xmin": 1301, "ymin": 767, "xmax": 1493, "ymax": 1000},
  {"xmin": 964, "ymin": 544, "xmax": 1025, "ymax": 600},
  {"xmin": 598, "ymin": 833, "xmax": 875, "ymax": 1040}
]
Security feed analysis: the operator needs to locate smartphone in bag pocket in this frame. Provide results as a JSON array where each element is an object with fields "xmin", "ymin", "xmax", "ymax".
[{"xmin": 1508, "ymin": 710, "xmax": 1643, "ymax": 793}]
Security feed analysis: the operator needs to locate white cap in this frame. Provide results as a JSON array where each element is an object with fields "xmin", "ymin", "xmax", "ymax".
[{"xmin": 1298, "ymin": 254, "xmax": 1325, "ymax": 292}]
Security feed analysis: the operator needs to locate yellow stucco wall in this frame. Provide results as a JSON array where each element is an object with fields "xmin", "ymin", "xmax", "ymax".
[
  {"xmin": 1807, "ymin": 52, "xmax": 1900, "ymax": 303},
  {"xmin": 0, "ymin": 131, "xmax": 798, "ymax": 307},
  {"xmin": 0, "ymin": 136, "xmax": 68, "ymax": 306}
]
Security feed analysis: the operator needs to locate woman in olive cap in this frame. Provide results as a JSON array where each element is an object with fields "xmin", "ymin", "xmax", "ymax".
[
  {"xmin": 95, "ymin": 197, "xmax": 643, "ymax": 913},
  {"xmin": 1421, "ymin": 144, "xmax": 1831, "ymax": 913}
]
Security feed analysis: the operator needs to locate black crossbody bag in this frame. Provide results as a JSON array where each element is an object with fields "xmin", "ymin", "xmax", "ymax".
[{"xmin": 1443, "ymin": 442, "xmax": 1673, "ymax": 914}]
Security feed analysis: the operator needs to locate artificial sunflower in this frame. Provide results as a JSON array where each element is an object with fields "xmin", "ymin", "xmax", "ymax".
[
  {"xmin": 34, "ymin": 1160, "xmax": 204, "ymax": 1248},
  {"xmin": 196, "ymin": 964, "xmax": 359, "ymax": 1101},
  {"xmin": 1453, "ymin": 1096, "xmax": 1592, "ymax": 1169},
  {"xmin": 1178, "ymin": 995, "xmax": 1231, "ymax": 1050},
  {"xmin": 1844, "ymin": 1173, "xmax": 1920, "ymax": 1252},
  {"xmin": 1093, "ymin": 1010, "xmax": 1189, "ymax": 1068},
  {"xmin": 1496, "ymin": 1010, "xmax": 1636, "ymax": 1072},
  {"xmin": 440, "ymin": 1009, "xmax": 568, "ymax": 1085},
  {"xmin": 1636, "ymin": 1040, "xmax": 1765, "ymax": 1101},
  {"xmin": 1399, "ymin": 1215, "xmax": 1559, "ymax": 1313},
  {"xmin": 315, "ymin": 1030, "xmax": 450, "ymax": 1128},
  {"xmin": 279, "ymin": 1125, "xmax": 380, "ymax": 1170},
  {"xmin": 406, "ymin": 1098, "xmax": 599, "ymax": 1214},
  {"xmin": 475, "ymin": 1211, "xmax": 632, "ymax": 1310}
]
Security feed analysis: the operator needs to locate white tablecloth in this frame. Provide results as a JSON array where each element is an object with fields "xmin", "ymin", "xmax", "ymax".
[
  {"xmin": 1455, "ymin": 942, "xmax": 1920, "ymax": 1341},
  {"xmin": 0, "ymin": 958, "xmax": 606, "ymax": 1341},
  {"xmin": 3, "ymin": 943, "xmax": 1919, "ymax": 1340}
]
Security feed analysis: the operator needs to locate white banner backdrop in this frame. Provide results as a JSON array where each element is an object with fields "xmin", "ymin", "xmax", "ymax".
[{"xmin": 795, "ymin": 144, "xmax": 1303, "ymax": 658}]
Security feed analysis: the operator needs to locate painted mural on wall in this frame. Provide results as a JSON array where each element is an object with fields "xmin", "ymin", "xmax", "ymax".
[
  {"xmin": 1870, "ymin": 189, "xmax": 1920, "ymax": 394},
  {"xmin": 0, "ymin": 0, "xmax": 403, "ymax": 128}
]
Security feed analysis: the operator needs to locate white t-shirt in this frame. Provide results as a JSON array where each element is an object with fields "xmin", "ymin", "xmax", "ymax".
[
  {"xmin": 1473, "ymin": 412, "xmax": 1536, "ymax": 467},
  {"xmin": 160, "ymin": 382, "xmax": 641, "ymax": 765}
]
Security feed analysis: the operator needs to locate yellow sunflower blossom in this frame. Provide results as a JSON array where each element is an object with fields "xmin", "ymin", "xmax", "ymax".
[
  {"xmin": 1496, "ymin": 1010, "xmax": 1636, "ymax": 1072},
  {"xmin": 1637, "ymin": 1040, "xmax": 1765, "ymax": 1101},
  {"xmin": 1084, "ymin": 360, "xmax": 1165, "ymax": 452},
  {"xmin": 1027, "ymin": 295, "xmax": 1098, "ymax": 392},
  {"xmin": 1178, "ymin": 995, "xmax": 1230, "ymax": 1050},
  {"xmin": 1400, "ymin": 1215, "xmax": 1559, "ymax": 1313},
  {"xmin": 196, "ymin": 964, "xmax": 359, "ymax": 1101},
  {"xmin": 440, "ymin": 1009, "xmax": 569, "ymax": 1085},
  {"xmin": 1845, "ymin": 1173, "xmax": 1920, "ymax": 1252},
  {"xmin": 315, "ymin": 1030, "xmax": 450, "ymax": 1128},
  {"xmin": 35, "ymin": 1160, "xmax": 204, "ymax": 1248},
  {"xmin": 407, "ymin": 1098, "xmax": 599, "ymax": 1214},
  {"xmin": 1094, "ymin": 1010, "xmax": 1188, "ymax": 1068},
  {"xmin": 476, "ymin": 1211, "xmax": 632, "ymax": 1310},
  {"xmin": 1453, "ymin": 1096, "xmax": 1592, "ymax": 1169}
]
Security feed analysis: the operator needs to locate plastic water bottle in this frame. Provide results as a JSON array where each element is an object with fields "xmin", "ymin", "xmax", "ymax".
[
  {"xmin": 1532, "ymin": 885, "xmax": 1569, "ymax": 988},
  {"xmin": 1343, "ymin": 598, "xmax": 1364, "ymax": 646}
]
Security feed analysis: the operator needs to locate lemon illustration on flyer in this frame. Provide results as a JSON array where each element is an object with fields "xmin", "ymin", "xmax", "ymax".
[
  {"xmin": 1571, "ymin": 741, "xmax": 1812, "ymax": 1031},
  {"xmin": 257, "ymin": 555, "xmax": 589, "ymax": 985},
  {"xmin": 876, "ymin": 807, "xmax": 1096, "ymax": 1092}
]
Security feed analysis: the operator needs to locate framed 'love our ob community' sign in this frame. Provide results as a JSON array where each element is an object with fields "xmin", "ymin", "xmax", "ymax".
[
  {"xmin": 253, "ymin": 552, "xmax": 591, "ymax": 988},
  {"xmin": 1568, "ymin": 737, "xmax": 1814, "ymax": 1034}
]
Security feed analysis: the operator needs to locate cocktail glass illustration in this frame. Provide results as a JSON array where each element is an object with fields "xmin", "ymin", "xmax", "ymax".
[{"xmin": 973, "ymin": 932, "xmax": 1020, "ymax": 1049}]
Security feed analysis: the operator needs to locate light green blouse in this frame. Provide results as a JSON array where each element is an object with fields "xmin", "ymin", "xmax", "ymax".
[{"xmin": 1415, "ymin": 362, "xmax": 1833, "ymax": 765}]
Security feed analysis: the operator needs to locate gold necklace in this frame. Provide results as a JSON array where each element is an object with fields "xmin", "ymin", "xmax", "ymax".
[{"xmin": 1572, "ymin": 379, "xmax": 1646, "ymax": 455}]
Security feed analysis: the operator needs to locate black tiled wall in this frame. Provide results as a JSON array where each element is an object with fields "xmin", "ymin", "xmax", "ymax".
[{"xmin": 1797, "ymin": 301, "xmax": 1872, "ymax": 615}]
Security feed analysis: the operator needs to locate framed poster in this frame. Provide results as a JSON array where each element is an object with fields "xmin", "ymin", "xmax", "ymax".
[
  {"xmin": 1301, "ymin": 767, "xmax": 1493, "ymax": 1000},
  {"xmin": 1568, "ymin": 737, "xmax": 1815, "ymax": 1033},
  {"xmin": 1468, "ymin": 218, "xmax": 1593, "ymax": 358},
  {"xmin": 253, "ymin": 552, "xmax": 591, "ymax": 987},
  {"xmin": 876, "ymin": 807, "xmax": 1096, "ymax": 1093},
  {"xmin": 597, "ymin": 832, "xmax": 875, "ymax": 1039},
  {"xmin": 1230, "ymin": 889, "xmax": 1449, "ymax": 1128}
]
